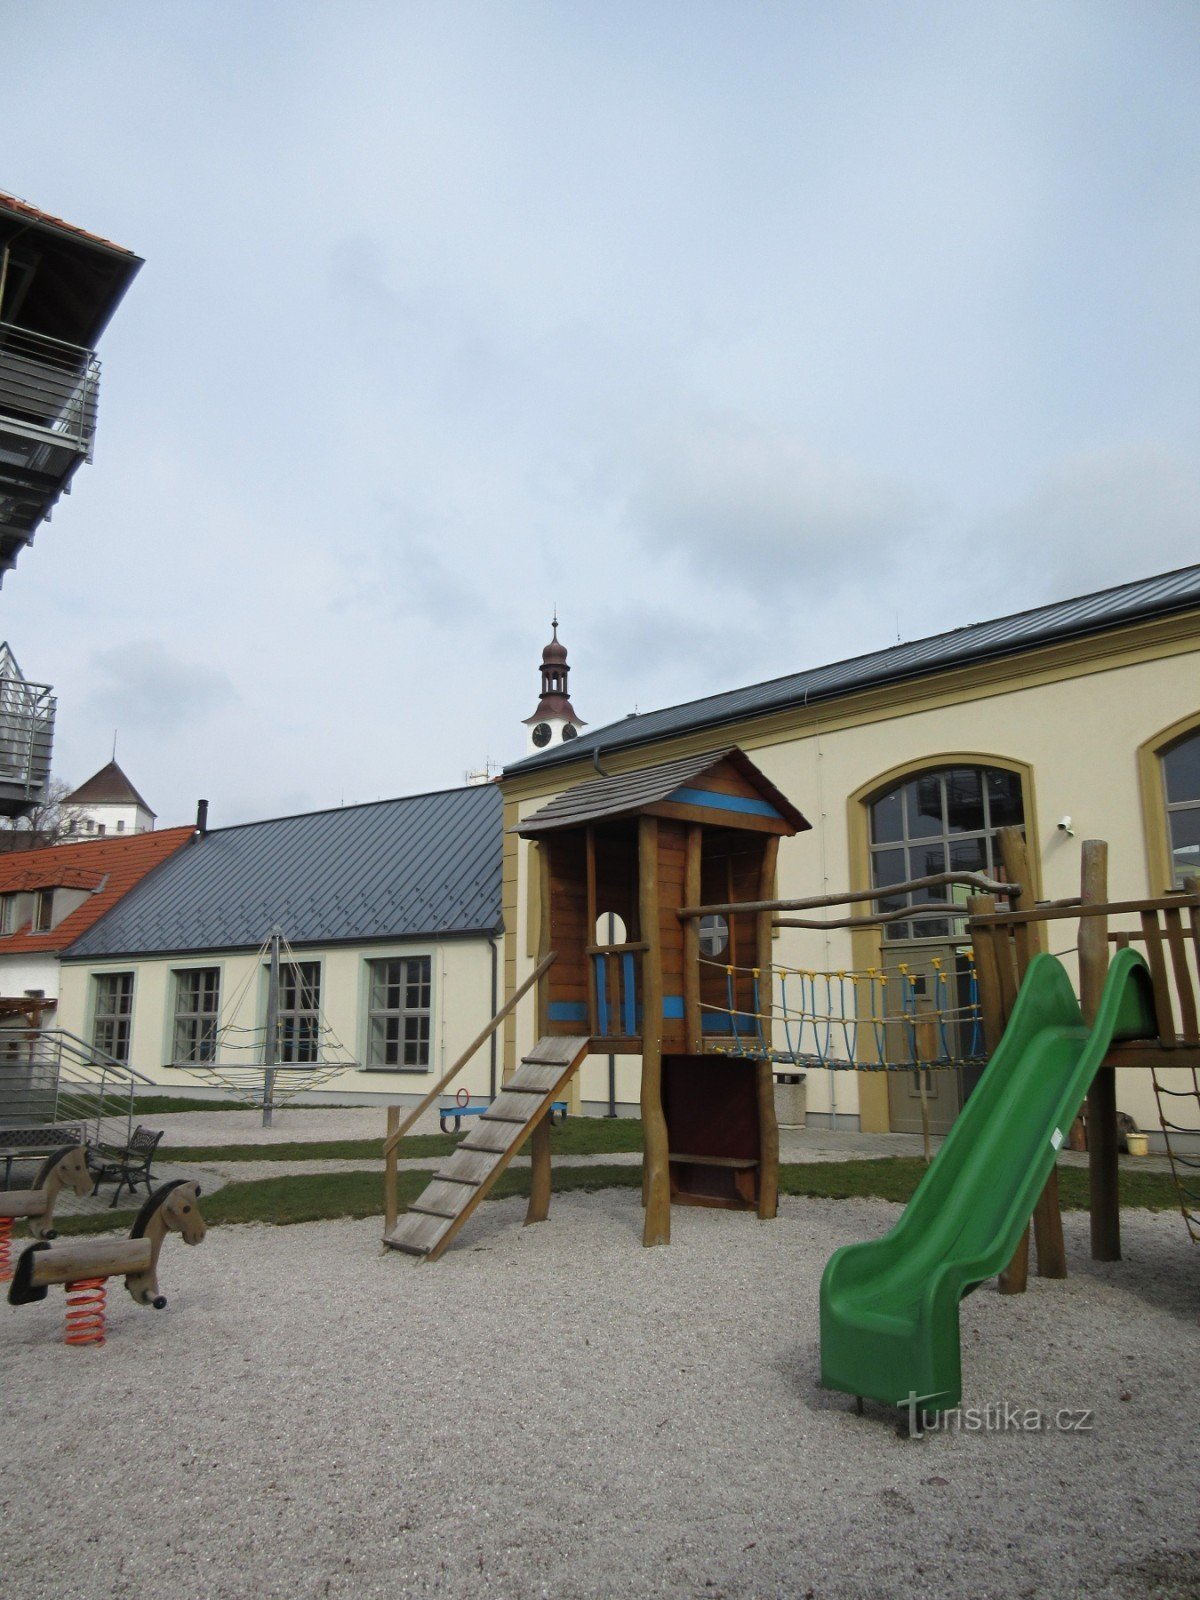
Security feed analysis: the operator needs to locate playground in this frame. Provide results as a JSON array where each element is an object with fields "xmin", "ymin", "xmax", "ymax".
[
  {"xmin": 3, "ymin": 1175, "xmax": 1196, "ymax": 1600},
  {"xmin": 5, "ymin": 749, "xmax": 1199, "ymax": 1596}
]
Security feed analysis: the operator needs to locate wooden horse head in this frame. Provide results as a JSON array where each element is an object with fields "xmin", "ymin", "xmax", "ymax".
[
  {"xmin": 27, "ymin": 1146, "xmax": 95, "ymax": 1240},
  {"xmin": 125, "ymin": 1179, "xmax": 207, "ymax": 1308}
]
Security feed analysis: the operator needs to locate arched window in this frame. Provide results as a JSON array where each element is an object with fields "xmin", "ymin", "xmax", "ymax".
[
  {"xmin": 867, "ymin": 764, "xmax": 1025, "ymax": 940},
  {"xmin": 1161, "ymin": 728, "xmax": 1200, "ymax": 888}
]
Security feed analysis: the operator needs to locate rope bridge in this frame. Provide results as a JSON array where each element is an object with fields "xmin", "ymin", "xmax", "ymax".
[{"xmin": 701, "ymin": 954, "xmax": 985, "ymax": 1071}]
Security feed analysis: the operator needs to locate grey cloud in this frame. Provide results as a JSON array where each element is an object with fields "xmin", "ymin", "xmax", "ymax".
[
  {"xmin": 83, "ymin": 643, "xmax": 237, "ymax": 737},
  {"xmin": 981, "ymin": 443, "xmax": 1200, "ymax": 604},
  {"xmin": 627, "ymin": 416, "xmax": 930, "ymax": 600}
]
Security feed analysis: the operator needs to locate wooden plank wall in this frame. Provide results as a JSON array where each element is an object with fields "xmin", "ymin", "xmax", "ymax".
[
  {"xmin": 657, "ymin": 819, "xmax": 688, "ymax": 1053},
  {"xmin": 546, "ymin": 832, "xmax": 589, "ymax": 1035}
]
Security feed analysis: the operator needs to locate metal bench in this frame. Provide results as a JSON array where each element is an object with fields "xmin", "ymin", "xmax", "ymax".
[
  {"xmin": 88, "ymin": 1125, "xmax": 164, "ymax": 1208},
  {"xmin": 0, "ymin": 1124, "xmax": 87, "ymax": 1190}
]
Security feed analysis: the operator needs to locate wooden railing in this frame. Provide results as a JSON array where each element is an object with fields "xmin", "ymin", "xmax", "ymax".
[
  {"xmin": 382, "ymin": 953, "xmax": 556, "ymax": 1232},
  {"xmin": 586, "ymin": 941, "xmax": 646, "ymax": 1041}
]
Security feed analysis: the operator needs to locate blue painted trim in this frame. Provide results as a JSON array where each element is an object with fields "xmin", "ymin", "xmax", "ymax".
[
  {"xmin": 666, "ymin": 786, "xmax": 781, "ymax": 819},
  {"xmin": 662, "ymin": 996, "xmax": 685, "ymax": 1020},
  {"xmin": 623, "ymin": 953, "xmax": 637, "ymax": 1035},
  {"xmin": 702, "ymin": 1012, "xmax": 758, "ymax": 1035},
  {"xmin": 594, "ymin": 954, "xmax": 609, "ymax": 1036},
  {"xmin": 548, "ymin": 1001, "xmax": 588, "ymax": 1022}
]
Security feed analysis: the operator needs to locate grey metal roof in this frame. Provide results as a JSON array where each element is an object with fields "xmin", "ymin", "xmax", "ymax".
[
  {"xmin": 514, "ymin": 747, "xmax": 810, "ymax": 836},
  {"xmin": 507, "ymin": 563, "xmax": 1200, "ymax": 777},
  {"xmin": 64, "ymin": 784, "xmax": 503, "ymax": 959}
]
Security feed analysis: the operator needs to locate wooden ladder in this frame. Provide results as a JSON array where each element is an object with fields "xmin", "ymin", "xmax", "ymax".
[{"xmin": 382, "ymin": 1035, "xmax": 590, "ymax": 1261}]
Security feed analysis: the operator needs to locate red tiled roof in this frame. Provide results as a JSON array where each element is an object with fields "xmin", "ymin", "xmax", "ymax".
[
  {"xmin": 0, "ymin": 189, "xmax": 137, "ymax": 257},
  {"xmin": 0, "ymin": 827, "xmax": 194, "ymax": 955}
]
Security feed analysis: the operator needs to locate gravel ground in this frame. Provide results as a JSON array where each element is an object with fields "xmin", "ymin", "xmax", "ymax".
[{"xmin": 4, "ymin": 1194, "xmax": 1197, "ymax": 1600}]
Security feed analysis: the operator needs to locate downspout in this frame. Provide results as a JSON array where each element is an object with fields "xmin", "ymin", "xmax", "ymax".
[{"xmin": 488, "ymin": 929, "xmax": 500, "ymax": 1099}]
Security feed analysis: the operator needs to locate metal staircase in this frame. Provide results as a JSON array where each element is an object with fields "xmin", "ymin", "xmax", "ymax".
[{"xmin": 0, "ymin": 1027, "xmax": 154, "ymax": 1151}]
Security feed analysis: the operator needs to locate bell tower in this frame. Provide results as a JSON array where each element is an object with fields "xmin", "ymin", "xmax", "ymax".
[{"xmin": 523, "ymin": 616, "xmax": 586, "ymax": 755}]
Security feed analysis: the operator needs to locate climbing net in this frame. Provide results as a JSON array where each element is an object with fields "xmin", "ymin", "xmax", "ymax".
[
  {"xmin": 1152, "ymin": 1064, "xmax": 1200, "ymax": 1243},
  {"xmin": 700, "ymin": 954, "xmax": 985, "ymax": 1071},
  {"xmin": 171, "ymin": 930, "xmax": 358, "ymax": 1111}
]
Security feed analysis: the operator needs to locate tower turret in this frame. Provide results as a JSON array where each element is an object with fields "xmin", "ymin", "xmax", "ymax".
[{"xmin": 523, "ymin": 616, "xmax": 586, "ymax": 755}]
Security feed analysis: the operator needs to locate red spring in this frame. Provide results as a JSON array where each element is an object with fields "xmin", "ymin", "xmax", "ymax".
[
  {"xmin": 0, "ymin": 1216, "xmax": 11, "ymax": 1284},
  {"xmin": 64, "ymin": 1276, "xmax": 107, "ymax": 1346}
]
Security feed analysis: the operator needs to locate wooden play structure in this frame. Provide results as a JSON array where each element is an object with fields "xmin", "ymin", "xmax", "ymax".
[
  {"xmin": 382, "ymin": 747, "xmax": 1199, "ymax": 1264},
  {"xmin": 966, "ymin": 838, "xmax": 1200, "ymax": 1274},
  {"xmin": 384, "ymin": 748, "xmax": 810, "ymax": 1256},
  {"xmin": 7, "ymin": 1179, "xmax": 207, "ymax": 1344},
  {"xmin": 0, "ymin": 1145, "xmax": 94, "ymax": 1281},
  {"xmin": 819, "ymin": 840, "xmax": 1199, "ymax": 1417}
]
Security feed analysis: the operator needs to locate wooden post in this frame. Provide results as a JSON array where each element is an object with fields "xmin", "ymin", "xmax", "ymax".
[
  {"xmin": 683, "ymin": 825, "xmax": 702, "ymax": 1052},
  {"xmin": 998, "ymin": 1228, "xmax": 1030, "ymax": 1295},
  {"xmin": 525, "ymin": 1113, "xmax": 552, "ymax": 1225},
  {"xmin": 536, "ymin": 842, "xmax": 552, "ymax": 1042},
  {"xmin": 639, "ymin": 815, "xmax": 671, "ymax": 1246},
  {"xmin": 1032, "ymin": 1166, "xmax": 1067, "ymax": 1278},
  {"xmin": 586, "ymin": 828, "xmax": 598, "ymax": 1037},
  {"xmin": 995, "ymin": 826, "xmax": 1066, "ymax": 1285},
  {"xmin": 1081, "ymin": 839, "xmax": 1120, "ymax": 1261},
  {"xmin": 384, "ymin": 1105, "xmax": 399, "ymax": 1234},
  {"xmin": 755, "ymin": 838, "xmax": 781, "ymax": 1219},
  {"xmin": 967, "ymin": 895, "xmax": 1004, "ymax": 1052}
]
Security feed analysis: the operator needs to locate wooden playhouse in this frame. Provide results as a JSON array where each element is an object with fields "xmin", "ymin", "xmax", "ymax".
[{"xmin": 383, "ymin": 747, "xmax": 809, "ymax": 1256}]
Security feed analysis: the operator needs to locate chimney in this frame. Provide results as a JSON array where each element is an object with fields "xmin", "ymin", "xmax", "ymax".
[{"xmin": 196, "ymin": 798, "xmax": 209, "ymax": 836}]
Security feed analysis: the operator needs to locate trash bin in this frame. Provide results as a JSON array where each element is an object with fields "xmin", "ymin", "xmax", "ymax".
[{"xmin": 774, "ymin": 1072, "xmax": 807, "ymax": 1128}]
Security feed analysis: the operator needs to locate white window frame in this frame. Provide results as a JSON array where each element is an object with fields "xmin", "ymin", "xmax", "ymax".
[
  {"xmin": 364, "ymin": 953, "xmax": 434, "ymax": 1073},
  {"xmin": 92, "ymin": 971, "xmax": 135, "ymax": 1064},
  {"xmin": 171, "ymin": 965, "xmax": 222, "ymax": 1065}
]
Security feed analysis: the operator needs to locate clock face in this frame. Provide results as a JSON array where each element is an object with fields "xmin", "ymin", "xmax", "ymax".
[
  {"xmin": 532, "ymin": 722, "xmax": 552, "ymax": 748},
  {"xmin": 561, "ymin": 723, "xmax": 578, "ymax": 741}
]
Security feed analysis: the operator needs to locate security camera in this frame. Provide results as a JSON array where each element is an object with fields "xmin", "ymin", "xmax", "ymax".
[{"xmin": 1056, "ymin": 816, "xmax": 1074, "ymax": 836}]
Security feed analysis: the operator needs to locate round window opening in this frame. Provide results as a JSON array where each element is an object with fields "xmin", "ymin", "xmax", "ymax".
[
  {"xmin": 595, "ymin": 912, "xmax": 628, "ymax": 945},
  {"xmin": 698, "ymin": 914, "xmax": 729, "ymax": 958}
]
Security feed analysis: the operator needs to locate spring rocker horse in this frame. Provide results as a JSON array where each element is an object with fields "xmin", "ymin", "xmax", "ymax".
[
  {"xmin": 7, "ymin": 1179, "xmax": 206, "ymax": 1345},
  {"xmin": 0, "ymin": 1146, "xmax": 95, "ymax": 1281}
]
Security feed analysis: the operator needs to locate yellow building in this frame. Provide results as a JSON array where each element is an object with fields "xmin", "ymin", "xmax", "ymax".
[
  {"xmin": 501, "ymin": 566, "xmax": 1200, "ymax": 1137},
  {"xmin": 56, "ymin": 785, "xmax": 504, "ymax": 1105}
]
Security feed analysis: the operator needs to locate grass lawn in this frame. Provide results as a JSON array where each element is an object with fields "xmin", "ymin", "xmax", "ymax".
[{"xmin": 48, "ymin": 1158, "xmax": 1184, "ymax": 1236}]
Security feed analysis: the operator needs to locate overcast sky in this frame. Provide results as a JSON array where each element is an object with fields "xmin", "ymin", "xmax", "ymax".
[{"xmin": 4, "ymin": 1, "xmax": 1198, "ymax": 827}]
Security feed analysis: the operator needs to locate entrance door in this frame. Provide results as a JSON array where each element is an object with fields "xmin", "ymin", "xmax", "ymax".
[{"xmin": 868, "ymin": 764, "xmax": 1025, "ymax": 1134}]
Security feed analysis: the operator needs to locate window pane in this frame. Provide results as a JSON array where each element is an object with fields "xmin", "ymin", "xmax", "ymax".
[
  {"xmin": 944, "ymin": 769, "xmax": 984, "ymax": 834},
  {"xmin": 906, "ymin": 776, "xmax": 944, "ymax": 838},
  {"xmin": 870, "ymin": 788, "xmax": 904, "ymax": 844},
  {"xmin": 949, "ymin": 837, "xmax": 987, "ymax": 873},
  {"xmin": 870, "ymin": 848, "xmax": 906, "ymax": 888},
  {"xmin": 985, "ymin": 769, "xmax": 1023, "ymax": 829},
  {"xmin": 1169, "ymin": 808, "xmax": 1200, "ymax": 886},
  {"xmin": 367, "ymin": 955, "xmax": 431, "ymax": 1069},
  {"xmin": 909, "ymin": 843, "xmax": 947, "ymax": 881},
  {"xmin": 1164, "ymin": 733, "xmax": 1200, "ymax": 804}
]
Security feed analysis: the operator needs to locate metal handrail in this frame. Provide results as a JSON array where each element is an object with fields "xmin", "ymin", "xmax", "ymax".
[{"xmin": 0, "ymin": 320, "xmax": 100, "ymax": 453}]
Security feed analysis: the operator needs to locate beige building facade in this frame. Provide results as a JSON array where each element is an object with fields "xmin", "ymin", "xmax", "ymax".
[{"xmin": 501, "ymin": 570, "xmax": 1200, "ymax": 1137}]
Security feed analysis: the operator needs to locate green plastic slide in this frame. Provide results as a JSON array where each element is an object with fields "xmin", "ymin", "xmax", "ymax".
[{"xmin": 820, "ymin": 949, "xmax": 1155, "ymax": 1413}]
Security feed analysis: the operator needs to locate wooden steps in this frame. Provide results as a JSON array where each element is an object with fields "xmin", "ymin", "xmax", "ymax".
[{"xmin": 382, "ymin": 1035, "xmax": 590, "ymax": 1262}]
